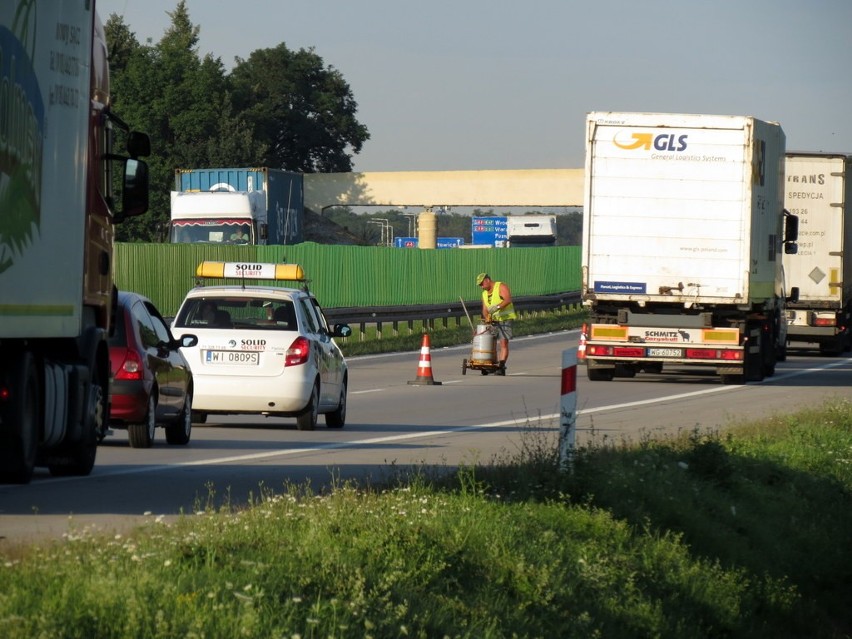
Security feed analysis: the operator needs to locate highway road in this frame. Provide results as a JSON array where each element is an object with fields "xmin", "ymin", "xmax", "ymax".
[{"xmin": 2, "ymin": 329, "xmax": 851, "ymax": 545}]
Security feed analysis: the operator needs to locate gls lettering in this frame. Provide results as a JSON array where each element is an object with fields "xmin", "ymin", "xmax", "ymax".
[
  {"xmin": 613, "ymin": 131, "xmax": 689, "ymax": 152},
  {"xmin": 653, "ymin": 134, "xmax": 688, "ymax": 152}
]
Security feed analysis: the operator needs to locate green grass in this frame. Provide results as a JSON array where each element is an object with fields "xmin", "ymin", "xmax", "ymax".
[
  {"xmin": 337, "ymin": 306, "xmax": 586, "ymax": 357},
  {"xmin": 2, "ymin": 398, "xmax": 851, "ymax": 638}
]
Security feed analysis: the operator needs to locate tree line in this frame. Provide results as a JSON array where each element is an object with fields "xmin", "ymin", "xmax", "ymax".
[{"xmin": 105, "ymin": 1, "xmax": 369, "ymax": 242}]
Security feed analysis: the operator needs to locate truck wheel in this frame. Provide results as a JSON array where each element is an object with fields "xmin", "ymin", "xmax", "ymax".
[
  {"xmin": 587, "ymin": 367, "xmax": 614, "ymax": 381},
  {"xmin": 128, "ymin": 394, "xmax": 157, "ymax": 448},
  {"xmin": 49, "ymin": 374, "xmax": 104, "ymax": 477},
  {"xmin": 0, "ymin": 352, "xmax": 40, "ymax": 484},
  {"xmin": 721, "ymin": 373, "xmax": 746, "ymax": 385},
  {"xmin": 165, "ymin": 391, "xmax": 192, "ymax": 445},
  {"xmin": 297, "ymin": 383, "xmax": 319, "ymax": 431}
]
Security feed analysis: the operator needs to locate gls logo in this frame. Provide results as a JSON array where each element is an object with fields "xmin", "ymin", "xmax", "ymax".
[{"xmin": 613, "ymin": 132, "xmax": 689, "ymax": 152}]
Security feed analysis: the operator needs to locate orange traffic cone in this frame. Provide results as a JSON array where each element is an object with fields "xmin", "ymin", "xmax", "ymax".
[
  {"xmin": 577, "ymin": 323, "xmax": 588, "ymax": 361},
  {"xmin": 408, "ymin": 333, "xmax": 442, "ymax": 385}
]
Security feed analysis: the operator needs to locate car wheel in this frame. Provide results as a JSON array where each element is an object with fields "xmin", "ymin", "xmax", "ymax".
[
  {"xmin": 325, "ymin": 381, "xmax": 347, "ymax": 428},
  {"xmin": 297, "ymin": 382, "xmax": 319, "ymax": 431},
  {"xmin": 166, "ymin": 391, "xmax": 192, "ymax": 445},
  {"xmin": 128, "ymin": 393, "xmax": 156, "ymax": 448}
]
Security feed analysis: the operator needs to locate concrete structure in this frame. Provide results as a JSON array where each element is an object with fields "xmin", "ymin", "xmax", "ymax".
[{"xmin": 303, "ymin": 168, "xmax": 584, "ymax": 212}]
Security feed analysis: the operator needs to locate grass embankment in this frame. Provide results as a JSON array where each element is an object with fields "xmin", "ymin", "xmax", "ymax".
[
  {"xmin": 337, "ymin": 306, "xmax": 586, "ymax": 357},
  {"xmin": 2, "ymin": 399, "xmax": 850, "ymax": 638}
]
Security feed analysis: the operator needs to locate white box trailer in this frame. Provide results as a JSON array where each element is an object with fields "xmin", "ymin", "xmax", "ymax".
[
  {"xmin": 581, "ymin": 112, "xmax": 798, "ymax": 384},
  {"xmin": 783, "ymin": 153, "xmax": 852, "ymax": 354}
]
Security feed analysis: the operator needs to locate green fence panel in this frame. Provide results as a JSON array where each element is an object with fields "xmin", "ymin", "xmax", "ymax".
[{"xmin": 115, "ymin": 243, "xmax": 581, "ymax": 317}]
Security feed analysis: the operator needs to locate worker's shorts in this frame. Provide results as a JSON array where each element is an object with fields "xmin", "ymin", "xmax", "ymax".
[{"xmin": 493, "ymin": 321, "xmax": 513, "ymax": 340}]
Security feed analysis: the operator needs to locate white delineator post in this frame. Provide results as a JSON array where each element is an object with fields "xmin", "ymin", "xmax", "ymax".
[{"xmin": 559, "ymin": 349, "xmax": 578, "ymax": 471}]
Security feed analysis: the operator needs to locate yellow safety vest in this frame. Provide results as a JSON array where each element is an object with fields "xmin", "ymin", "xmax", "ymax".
[{"xmin": 482, "ymin": 281, "xmax": 517, "ymax": 321}]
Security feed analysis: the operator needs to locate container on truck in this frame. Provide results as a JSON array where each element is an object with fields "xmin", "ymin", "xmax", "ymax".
[
  {"xmin": 169, "ymin": 168, "xmax": 304, "ymax": 245},
  {"xmin": 783, "ymin": 152, "xmax": 852, "ymax": 354},
  {"xmin": 581, "ymin": 112, "xmax": 798, "ymax": 384},
  {"xmin": 0, "ymin": 0, "xmax": 151, "ymax": 483},
  {"xmin": 505, "ymin": 215, "xmax": 557, "ymax": 247}
]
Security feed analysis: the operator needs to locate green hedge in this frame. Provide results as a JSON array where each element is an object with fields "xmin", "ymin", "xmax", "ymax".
[{"xmin": 115, "ymin": 242, "xmax": 581, "ymax": 316}]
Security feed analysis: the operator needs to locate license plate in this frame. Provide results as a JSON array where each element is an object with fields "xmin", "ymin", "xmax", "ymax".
[
  {"xmin": 205, "ymin": 350, "xmax": 260, "ymax": 365},
  {"xmin": 648, "ymin": 347, "xmax": 682, "ymax": 358}
]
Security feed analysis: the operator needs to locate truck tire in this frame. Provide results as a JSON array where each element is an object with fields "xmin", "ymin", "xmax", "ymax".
[
  {"xmin": 0, "ymin": 352, "xmax": 40, "ymax": 484},
  {"xmin": 587, "ymin": 367, "xmax": 614, "ymax": 381},
  {"xmin": 48, "ymin": 372, "xmax": 104, "ymax": 477}
]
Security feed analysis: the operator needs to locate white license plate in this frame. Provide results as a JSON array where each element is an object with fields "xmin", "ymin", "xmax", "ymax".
[
  {"xmin": 205, "ymin": 350, "xmax": 260, "ymax": 365},
  {"xmin": 648, "ymin": 347, "xmax": 682, "ymax": 358}
]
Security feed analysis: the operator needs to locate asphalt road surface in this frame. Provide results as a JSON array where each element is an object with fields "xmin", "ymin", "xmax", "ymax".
[{"xmin": 2, "ymin": 330, "xmax": 850, "ymax": 545}]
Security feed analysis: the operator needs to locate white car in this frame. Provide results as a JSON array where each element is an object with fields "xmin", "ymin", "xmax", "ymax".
[{"xmin": 171, "ymin": 262, "xmax": 351, "ymax": 430}]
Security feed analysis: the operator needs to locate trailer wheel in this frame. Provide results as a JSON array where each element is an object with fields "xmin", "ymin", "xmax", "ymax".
[
  {"xmin": 0, "ymin": 352, "xmax": 40, "ymax": 484},
  {"xmin": 461, "ymin": 359, "xmax": 468, "ymax": 375}
]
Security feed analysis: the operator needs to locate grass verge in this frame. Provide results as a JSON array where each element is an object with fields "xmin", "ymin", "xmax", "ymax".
[
  {"xmin": 1, "ymin": 400, "xmax": 850, "ymax": 638},
  {"xmin": 337, "ymin": 306, "xmax": 586, "ymax": 357}
]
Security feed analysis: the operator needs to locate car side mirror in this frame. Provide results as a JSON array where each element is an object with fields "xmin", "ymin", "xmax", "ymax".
[
  {"xmin": 333, "ymin": 324, "xmax": 352, "ymax": 338},
  {"xmin": 174, "ymin": 334, "xmax": 198, "ymax": 349}
]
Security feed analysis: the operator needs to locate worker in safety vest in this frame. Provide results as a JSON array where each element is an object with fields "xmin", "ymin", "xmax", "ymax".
[{"xmin": 477, "ymin": 273, "xmax": 516, "ymax": 374}]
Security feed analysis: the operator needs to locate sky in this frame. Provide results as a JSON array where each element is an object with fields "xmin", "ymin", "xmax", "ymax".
[{"xmin": 98, "ymin": 0, "xmax": 852, "ymax": 173}]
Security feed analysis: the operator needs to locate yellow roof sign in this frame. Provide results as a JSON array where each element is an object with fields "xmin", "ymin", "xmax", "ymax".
[{"xmin": 196, "ymin": 261, "xmax": 306, "ymax": 282}]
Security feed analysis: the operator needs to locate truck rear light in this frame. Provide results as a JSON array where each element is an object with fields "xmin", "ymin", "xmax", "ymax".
[
  {"xmin": 613, "ymin": 346, "xmax": 645, "ymax": 358},
  {"xmin": 285, "ymin": 336, "xmax": 311, "ymax": 366},
  {"xmin": 587, "ymin": 344, "xmax": 613, "ymax": 356},
  {"xmin": 114, "ymin": 349, "xmax": 143, "ymax": 380},
  {"xmin": 813, "ymin": 317, "xmax": 837, "ymax": 327}
]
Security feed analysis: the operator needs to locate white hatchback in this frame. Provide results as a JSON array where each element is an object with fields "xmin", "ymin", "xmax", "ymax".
[{"xmin": 171, "ymin": 262, "xmax": 351, "ymax": 430}]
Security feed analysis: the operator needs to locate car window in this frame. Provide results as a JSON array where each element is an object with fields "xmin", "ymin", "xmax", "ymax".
[
  {"xmin": 310, "ymin": 298, "xmax": 331, "ymax": 333},
  {"xmin": 175, "ymin": 297, "xmax": 298, "ymax": 331},
  {"xmin": 131, "ymin": 300, "xmax": 159, "ymax": 349},
  {"xmin": 297, "ymin": 298, "xmax": 321, "ymax": 334},
  {"xmin": 144, "ymin": 302, "xmax": 171, "ymax": 343},
  {"xmin": 109, "ymin": 302, "xmax": 128, "ymax": 346}
]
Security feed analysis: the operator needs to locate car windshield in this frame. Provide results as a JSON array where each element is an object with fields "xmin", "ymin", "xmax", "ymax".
[{"xmin": 174, "ymin": 297, "xmax": 297, "ymax": 331}]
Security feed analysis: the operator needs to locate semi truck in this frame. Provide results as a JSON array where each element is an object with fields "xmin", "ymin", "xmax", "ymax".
[
  {"xmin": 0, "ymin": 0, "xmax": 150, "ymax": 483},
  {"xmin": 169, "ymin": 167, "xmax": 304, "ymax": 245},
  {"xmin": 581, "ymin": 112, "xmax": 798, "ymax": 384},
  {"xmin": 783, "ymin": 152, "xmax": 852, "ymax": 354}
]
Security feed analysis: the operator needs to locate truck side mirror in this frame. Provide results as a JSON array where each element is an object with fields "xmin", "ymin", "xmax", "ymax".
[
  {"xmin": 784, "ymin": 210, "xmax": 799, "ymax": 243},
  {"xmin": 259, "ymin": 223, "xmax": 268, "ymax": 240},
  {"xmin": 118, "ymin": 159, "xmax": 149, "ymax": 220}
]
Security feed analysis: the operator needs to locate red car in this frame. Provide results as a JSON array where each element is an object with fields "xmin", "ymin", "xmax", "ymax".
[{"xmin": 108, "ymin": 291, "xmax": 198, "ymax": 448}]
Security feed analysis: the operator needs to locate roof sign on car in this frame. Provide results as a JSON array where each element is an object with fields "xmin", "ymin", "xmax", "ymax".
[{"xmin": 196, "ymin": 261, "xmax": 306, "ymax": 282}]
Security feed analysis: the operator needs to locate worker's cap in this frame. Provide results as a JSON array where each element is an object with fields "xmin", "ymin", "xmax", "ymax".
[{"xmin": 475, "ymin": 273, "xmax": 489, "ymax": 286}]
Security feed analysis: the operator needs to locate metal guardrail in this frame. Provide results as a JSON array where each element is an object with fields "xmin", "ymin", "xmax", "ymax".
[{"xmin": 324, "ymin": 291, "xmax": 581, "ymax": 333}]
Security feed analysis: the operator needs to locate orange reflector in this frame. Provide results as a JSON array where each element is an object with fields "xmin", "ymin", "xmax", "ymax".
[
  {"xmin": 702, "ymin": 328, "xmax": 740, "ymax": 344},
  {"xmin": 590, "ymin": 325, "xmax": 628, "ymax": 340}
]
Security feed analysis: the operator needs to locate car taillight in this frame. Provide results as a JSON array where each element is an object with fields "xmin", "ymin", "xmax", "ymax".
[
  {"xmin": 115, "ymin": 348, "xmax": 143, "ymax": 380},
  {"xmin": 285, "ymin": 336, "xmax": 310, "ymax": 366}
]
